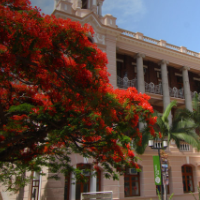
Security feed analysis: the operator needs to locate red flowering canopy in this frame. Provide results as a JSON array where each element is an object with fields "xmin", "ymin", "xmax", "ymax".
[{"xmin": 0, "ymin": 0, "xmax": 157, "ymax": 190}]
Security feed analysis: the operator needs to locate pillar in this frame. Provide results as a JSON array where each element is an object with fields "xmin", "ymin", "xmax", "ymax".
[
  {"xmin": 105, "ymin": 35, "xmax": 117, "ymax": 88},
  {"xmin": 182, "ymin": 66, "xmax": 192, "ymax": 111},
  {"xmin": 135, "ymin": 53, "xmax": 145, "ymax": 130},
  {"xmin": 70, "ymin": 171, "xmax": 76, "ymax": 200},
  {"xmin": 90, "ymin": 172, "xmax": 97, "ymax": 192},
  {"xmin": 136, "ymin": 53, "xmax": 145, "ymax": 93},
  {"xmin": 98, "ymin": 1, "xmax": 103, "ymax": 16},
  {"xmin": 160, "ymin": 60, "xmax": 172, "ymax": 124}
]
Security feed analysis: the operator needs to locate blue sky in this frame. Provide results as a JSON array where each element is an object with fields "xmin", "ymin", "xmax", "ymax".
[{"xmin": 30, "ymin": 0, "xmax": 200, "ymax": 53}]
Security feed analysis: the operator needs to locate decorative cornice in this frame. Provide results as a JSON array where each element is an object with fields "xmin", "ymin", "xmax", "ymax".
[
  {"xmin": 181, "ymin": 66, "xmax": 190, "ymax": 71},
  {"xmin": 158, "ymin": 60, "xmax": 169, "ymax": 65},
  {"xmin": 135, "ymin": 53, "xmax": 145, "ymax": 59}
]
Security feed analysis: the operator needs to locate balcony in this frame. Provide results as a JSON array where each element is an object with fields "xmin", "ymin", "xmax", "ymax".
[{"xmin": 117, "ymin": 76, "xmax": 200, "ymax": 100}]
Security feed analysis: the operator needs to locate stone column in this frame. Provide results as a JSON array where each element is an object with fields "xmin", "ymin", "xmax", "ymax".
[
  {"xmin": 160, "ymin": 60, "xmax": 172, "ymax": 124},
  {"xmin": 90, "ymin": 172, "xmax": 97, "ymax": 192},
  {"xmin": 98, "ymin": 1, "xmax": 103, "ymax": 16},
  {"xmin": 70, "ymin": 171, "xmax": 76, "ymax": 200},
  {"xmin": 136, "ymin": 53, "xmax": 145, "ymax": 130},
  {"xmin": 136, "ymin": 53, "xmax": 145, "ymax": 93},
  {"xmin": 105, "ymin": 35, "xmax": 117, "ymax": 88},
  {"xmin": 182, "ymin": 66, "xmax": 192, "ymax": 111}
]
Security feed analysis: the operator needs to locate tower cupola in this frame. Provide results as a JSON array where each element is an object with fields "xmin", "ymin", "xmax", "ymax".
[{"xmin": 54, "ymin": 0, "xmax": 104, "ymax": 16}]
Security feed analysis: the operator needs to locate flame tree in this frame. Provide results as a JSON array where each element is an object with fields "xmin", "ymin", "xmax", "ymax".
[{"xmin": 0, "ymin": 0, "xmax": 157, "ymax": 190}]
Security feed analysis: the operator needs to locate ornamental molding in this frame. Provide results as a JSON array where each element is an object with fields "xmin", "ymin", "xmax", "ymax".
[
  {"xmin": 181, "ymin": 66, "xmax": 190, "ymax": 71},
  {"xmin": 116, "ymin": 36, "xmax": 200, "ymax": 71}
]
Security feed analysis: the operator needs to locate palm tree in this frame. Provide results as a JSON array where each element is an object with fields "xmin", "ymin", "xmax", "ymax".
[
  {"xmin": 156, "ymin": 100, "xmax": 200, "ymax": 150},
  {"xmin": 134, "ymin": 100, "xmax": 200, "ymax": 154},
  {"xmin": 175, "ymin": 94, "xmax": 200, "ymax": 133}
]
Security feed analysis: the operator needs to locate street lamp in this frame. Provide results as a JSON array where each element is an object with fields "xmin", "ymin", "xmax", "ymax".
[{"xmin": 148, "ymin": 139, "xmax": 168, "ymax": 200}]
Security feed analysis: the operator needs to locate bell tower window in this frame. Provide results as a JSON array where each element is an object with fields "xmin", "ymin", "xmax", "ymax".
[{"xmin": 82, "ymin": 0, "xmax": 88, "ymax": 9}]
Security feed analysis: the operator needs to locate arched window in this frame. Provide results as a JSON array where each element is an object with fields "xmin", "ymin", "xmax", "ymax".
[
  {"xmin": 124, "ymin": 168, "xmax": 140, "ymax": 197},
  {"xmin": 182, "ymin": 165, "xmax": 194, "ymax": 193},
  {"xmin": 82, "ymin": 0, "xmax": 88, "ymax": 9}
]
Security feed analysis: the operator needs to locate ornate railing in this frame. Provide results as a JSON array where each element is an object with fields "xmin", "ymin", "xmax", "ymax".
[
  {"xmin": 117, "ymin": 76, "xmax": 200, "ymax": 101},
  {"xmin": 169, "ymin": 87, "xmax": 184, "ymax": 99},
  {"xmin": 145, "ymin": 82, "xmax": 162, "ymax": 95},
  {"xmin": 191, "ymin": 91, "xmax": 200, "ymax": 100},
  {"xmin": 180, "ymin": 143, "xmax": 190, "ymax": 151},
  {"xmin": 143, "ymin": 36, "xmax": 160, "ymax": 45},
  {"xmin": 117, "ymin": 76, "xmax": 137, "ymax": 89},
  {"xmin": 121, "ymin": 30, "xmax": 200, "ymax": 58},
  {"xmin": 121, "ymin": 31, "xmax": 136, "ymax": 38}
]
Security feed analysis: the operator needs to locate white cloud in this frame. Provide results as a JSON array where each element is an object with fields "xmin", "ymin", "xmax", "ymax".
[
  {"xmin": 30, "ymin": 0, "xmax": 54, "ymax": 14},
  {"xmin": 102, "ymin": 0, "xmax": 147, "ymax": 27}
]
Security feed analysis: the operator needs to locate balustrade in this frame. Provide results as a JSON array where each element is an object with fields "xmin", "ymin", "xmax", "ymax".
[
  {"xmin": 180, "ymin": 143, "xmax": 190, "ymax": 151},
  {"xmin": 143, "ymin": 36, "xmax": 159, "ymax": 45},
  {"xmin": 117, "ymin": 76, "xmax": 200, "ymax": 101},
  {"xmin": 187, "ymin": 50, "xmax": 199, "ymax": 57},
  {"xmin": 145, "ymin": 82, "xmax": 162, "ymax": 94},
  {"xmin": 169, "ymin": 87, "xmax": 184, "ymax": 99},
  {"xmin": 117, "ymin": 76, "xmax": 137, "ymax": 89},
  {"xmin": 121, "ymin": 31, "xmax": 136, "ymax": 38},
  {"xmin": 120, "ymin": 30, "xmax": 200, "ymax": 58},
  {"xmin": 191, "ymin": 91, "xmax": 200, "ymax": 100}
]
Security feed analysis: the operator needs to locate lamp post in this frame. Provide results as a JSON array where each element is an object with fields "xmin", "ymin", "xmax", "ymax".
[{"xmin": 148, "ymin": 139, "xmax": 168, "ymax": 200}]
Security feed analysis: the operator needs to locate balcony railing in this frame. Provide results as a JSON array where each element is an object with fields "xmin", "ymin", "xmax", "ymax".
[
  {"xmin": 180, "ymin": 143, "xmax": 190, "ymax": 151},
  {"xmin": 169, "ymin": 87, "xmax": 184, "ymax": 99},
  {"xmin": 117, "ymin": 76, "xmax": 137, "ymax": 89},
  {"xmin": 117, "ymin": 76, "xmax": 200, "ymax": 100},
  {"xmin": 81, "ymin": 191, "xmax": 113, "ymax": 200},
  {"xmin": 145, "ymin": 82, "xmax": 162, "ymax": 95}
]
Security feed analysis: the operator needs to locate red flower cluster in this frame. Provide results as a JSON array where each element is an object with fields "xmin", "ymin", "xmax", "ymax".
[{"xmin": 0, "ymin": 0, "xmax": 157, "ymax": 174}]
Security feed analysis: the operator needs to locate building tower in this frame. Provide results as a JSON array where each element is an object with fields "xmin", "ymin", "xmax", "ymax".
[{"xmin": 54, "ymin": 0, "xmax": 105, "ymax": 17}]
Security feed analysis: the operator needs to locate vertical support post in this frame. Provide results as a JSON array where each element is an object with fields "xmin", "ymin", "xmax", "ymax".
[
  {"xmin": 98, "ymin": 1, "xmax": 103, "ymax": 16},
  {"xmin": 135, "ymin": 53, "xmax": 145, "ymax": 130},
  {"xmin": 90, "ymin": 172, "xmax": 97, "ymax": 192},
  {"xmin": 158, "ymin": 148, "xmax": 164, "ymax": 200},
  {"xmin": 160, "ymin": 60, "xmax": 172, "ymax": 125},
  {"xmin": 182, "ymin": 66, "xmax": 192, "ymax": 111},
  {"xmin": 136, "ymin": 53, "xmax": 145, "ymax": 94},
  {"xmin": 70, "ymin": 171, "xmax": 76, "ymax": 200}
]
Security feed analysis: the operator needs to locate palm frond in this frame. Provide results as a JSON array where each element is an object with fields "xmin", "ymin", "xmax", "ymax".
[
  {"xmin": 171, "ymin": 132, "xmax": 200, "ymax": 150},
  {"xmin": 162, "ymin": 101, "xmax": 177, "ymax": 124}
]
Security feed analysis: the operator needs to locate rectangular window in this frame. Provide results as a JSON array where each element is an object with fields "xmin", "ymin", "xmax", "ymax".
[
  {"xmin": 82, "ymin": 0, "xmax": 87, "ymax": 9},
  {"xmin": 182, "ymin": 165, "xmax": 194, "ymax": 193},
  {"xmin": 124, "ymin": 172, "xmax": 140, "ymax": 197}
]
